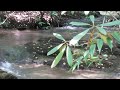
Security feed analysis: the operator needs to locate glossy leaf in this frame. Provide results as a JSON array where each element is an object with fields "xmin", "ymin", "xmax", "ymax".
[
  {"xmin": 99, "ymin": 20, "xmax": 120, "ymax": 26},
  {"xmin": 53, "ymin": 33, "xmax": 65, "ymax": 41},
  {"xmin": 96, "ymin": 26, "xmax": 107, "ymax": 35},
  {"xmin": 97, "ymin": 39, "xmax": 103, "ymax": 54},
  {"xmin": 66, "ymin": 45, "xmax": 73, "ymax": 67},
  {"xmin": 69, "ymin": 29, "xmax": 90, "ymax": 46},
  {"xmin": 51, "ymin": 45, "xmax": 66, "ymax": 68},
  {"xmin": 107, "ymin": 37, "xmax": 113, "ymax": 51},
  {"xmin": 69, "ymin": 22, "xmax": 90, "ymax": 26},
  {"xmin": 112, "ymin": 31, "xmax": 120, "ymax": 44},
  {"xmin": 47, "ymin": 43, "xmax": 64, "ymax": 56},
  {"xmin": 89, "ymin": 44, "xmax": 96, "ymax": 57},
  {"xmin": 89, "ymin": 15, "xmax": 95, "ymax": 24}
]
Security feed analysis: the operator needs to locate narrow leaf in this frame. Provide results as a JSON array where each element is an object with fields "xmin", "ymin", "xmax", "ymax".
[
  {"xmin": 71, "ymin": 63, "xmax": 78, "ymax": 72},
  {"xmin": 0, "ymin": 18, "xmax": 7, "ymax": 25},
  {"xmin": 66, "ymin": 45, "xmax": 73, "ymax": 67},
  {"xmin": 89, "ymin": 44, "xmax": 96, "ymax": 57},
  {"xmin": 51, "ymin": 45, "xmax": 66, "ymax": 68},
  {"xmin": 99, "ymin": 20, "xmax": 120, "ymax": 26},
  {"xmin": 107, "ymin": 37, "xmax": 113, "ymax": 51},
  {"xmin": 47, "ymin": 43, "xmax": 64, "ymax": 56},
  {"xmin": 96, "ymin": 26, "xmax": 107, "ymax": 35},
  {"xmin": 112, "ymin": 31, "xmax": 120, "ymax": 44},
  {"xmin": 69, "ymin": 29, "xmax": 90, "ymax": 46},
  {"xmin": 69, "ymin": 22, "xmax": 90, "ymax": 26},
  {"xmin": 83, "ymin": 50, "xmax": 89, "ymax": 60},
  {"xmin": 53, "ymin": 33, "xmax": 65, "ymax": 41},
  {"xmin": 97, "ymin": 39, "xmax": 103, "ymax": 54},
  {"xmin": 76, "ymin": 56, "xmax": 83, "ymax": 69},
  {"xmin": 89, "ymin": 15, "xmax": 95, "ymax": 24}
]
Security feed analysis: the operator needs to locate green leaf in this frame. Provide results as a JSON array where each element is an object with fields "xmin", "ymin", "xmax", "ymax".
[
  {"xmin": 69, "ymin": 29, "xmax": 90, "ymax": 46},
  {"xmin": 107, "ymin": 37, "xmax": 113, "ymax": 51},
  {"xmin": 51, "ymin": 45, "xmax": 66, "ymax": 68},
  {"xmin": 96, "ymin": 26, "xmax": 107, "ymax": 35},
  {"xmin": 53, "ymin": 33, "xmax": 65, "ymax": 41},
  {"xmin": 112, "ymin": 31, "xmax": 120, "ymax": 44},
  {"xmin": 66, "ymin": 45, "xmax": 73, "ymax": 67},
  {"xmin": 99, "ymin": 20, "xmax": 120, "ymax": 26},
  {"xmin": 76, "ymin": 56, "xmax": 83, "ymax": 69},
  {"xmin": 97, "ymin": 39, "xmax": 103, "ymax": 54},
  {"xmin": 71, "ymin": 63, "xmax": 78, "ymax": 72},
  {"xmin": 69, "ymin": 22, "xmax": 90, "ymax": 26},
  {"xmin": 89, "ymin": 44, "xmax": 96, "ymax": 57},
  {"xmin": 89, "ymin": 15, "xmax": 95, "ymax": 24},
  {"xmin": 47, "ymin": 43, "xmax": 64, "ymax": 56},
  {"xmin": 83, "ymin": 50, "xmax": 89, "ymax": 60}
]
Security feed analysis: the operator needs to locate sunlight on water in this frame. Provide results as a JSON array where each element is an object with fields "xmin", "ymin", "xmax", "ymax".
[{"xmin": 0, "ymin": 61, "xmax": 22, "ymax": 77}]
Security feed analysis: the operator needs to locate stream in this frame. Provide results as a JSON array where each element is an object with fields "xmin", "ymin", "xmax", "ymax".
[{"xmin": 0, "ymin": 28, "xmax": 120, "ymax": 79}]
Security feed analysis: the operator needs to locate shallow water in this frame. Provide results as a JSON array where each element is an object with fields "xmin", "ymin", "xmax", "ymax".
[{"xmin": 0, "ymin": 29, "xmax": 120, "ymax": 79}]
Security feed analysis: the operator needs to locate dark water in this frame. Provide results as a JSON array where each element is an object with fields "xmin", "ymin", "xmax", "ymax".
[{"xmin": 0, "ymin": 29, "xmax": 120, "ymax": 79}]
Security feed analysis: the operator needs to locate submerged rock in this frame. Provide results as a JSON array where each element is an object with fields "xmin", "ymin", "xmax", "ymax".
[{"xmin": 0, "ymin": 69, "xmax": 17, "ymax": 79}]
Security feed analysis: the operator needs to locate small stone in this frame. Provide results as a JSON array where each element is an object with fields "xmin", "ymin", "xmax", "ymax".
[
  {"xmin": 102, "ymin": 67, "xmax": 105, "ymax": 69},
  {"xmin": 63, "ymin": 62, "xmax": 66, "ymax": 65}
]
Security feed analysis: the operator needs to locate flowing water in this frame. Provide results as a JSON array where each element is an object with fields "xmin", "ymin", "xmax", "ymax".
[{"xmin": 0, "ymin": 28, "xmax": 120, "ymax": 79}]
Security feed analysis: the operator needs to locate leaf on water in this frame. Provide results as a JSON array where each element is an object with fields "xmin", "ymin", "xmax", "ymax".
[
  {"xmin": 47, "ymin": 43, "xmax": 64, "ymax": 56},
  {"xmin": 51, "ymin": 45, "xmax": 66, "ymax": 68},
  {"xmin": 89, "ymin": 15, "xmax": 95, "ymax": 25},
  {"xmin": 69, "ymin": 29, "xmax": 90, "ymax": 46},
  {"xmin": 66, "ymin": 45, "xmax": 73, "ymax": 67},
  {"xmin": 97, "ymin": 39, "xmax": 103, "ymax": 54},
  {"xmin": 53, "ymin": 33, "xmax": 65, "ymax": 41},
  {"xmin": 69, "ymin": 22, "xmax": 90, "ymax": 26},
  {"xmin": 99, "ymin": 20, "xmax": 120, "ymax": 26},
  {"xmin": 96, "ymin": 26, "xmax": 107, "ymax": 35}
]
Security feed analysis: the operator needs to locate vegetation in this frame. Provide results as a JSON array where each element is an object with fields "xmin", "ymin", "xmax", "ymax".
[{"xmin": 47, "ymin": 15, "xmax": 120, "ymax": 72}]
